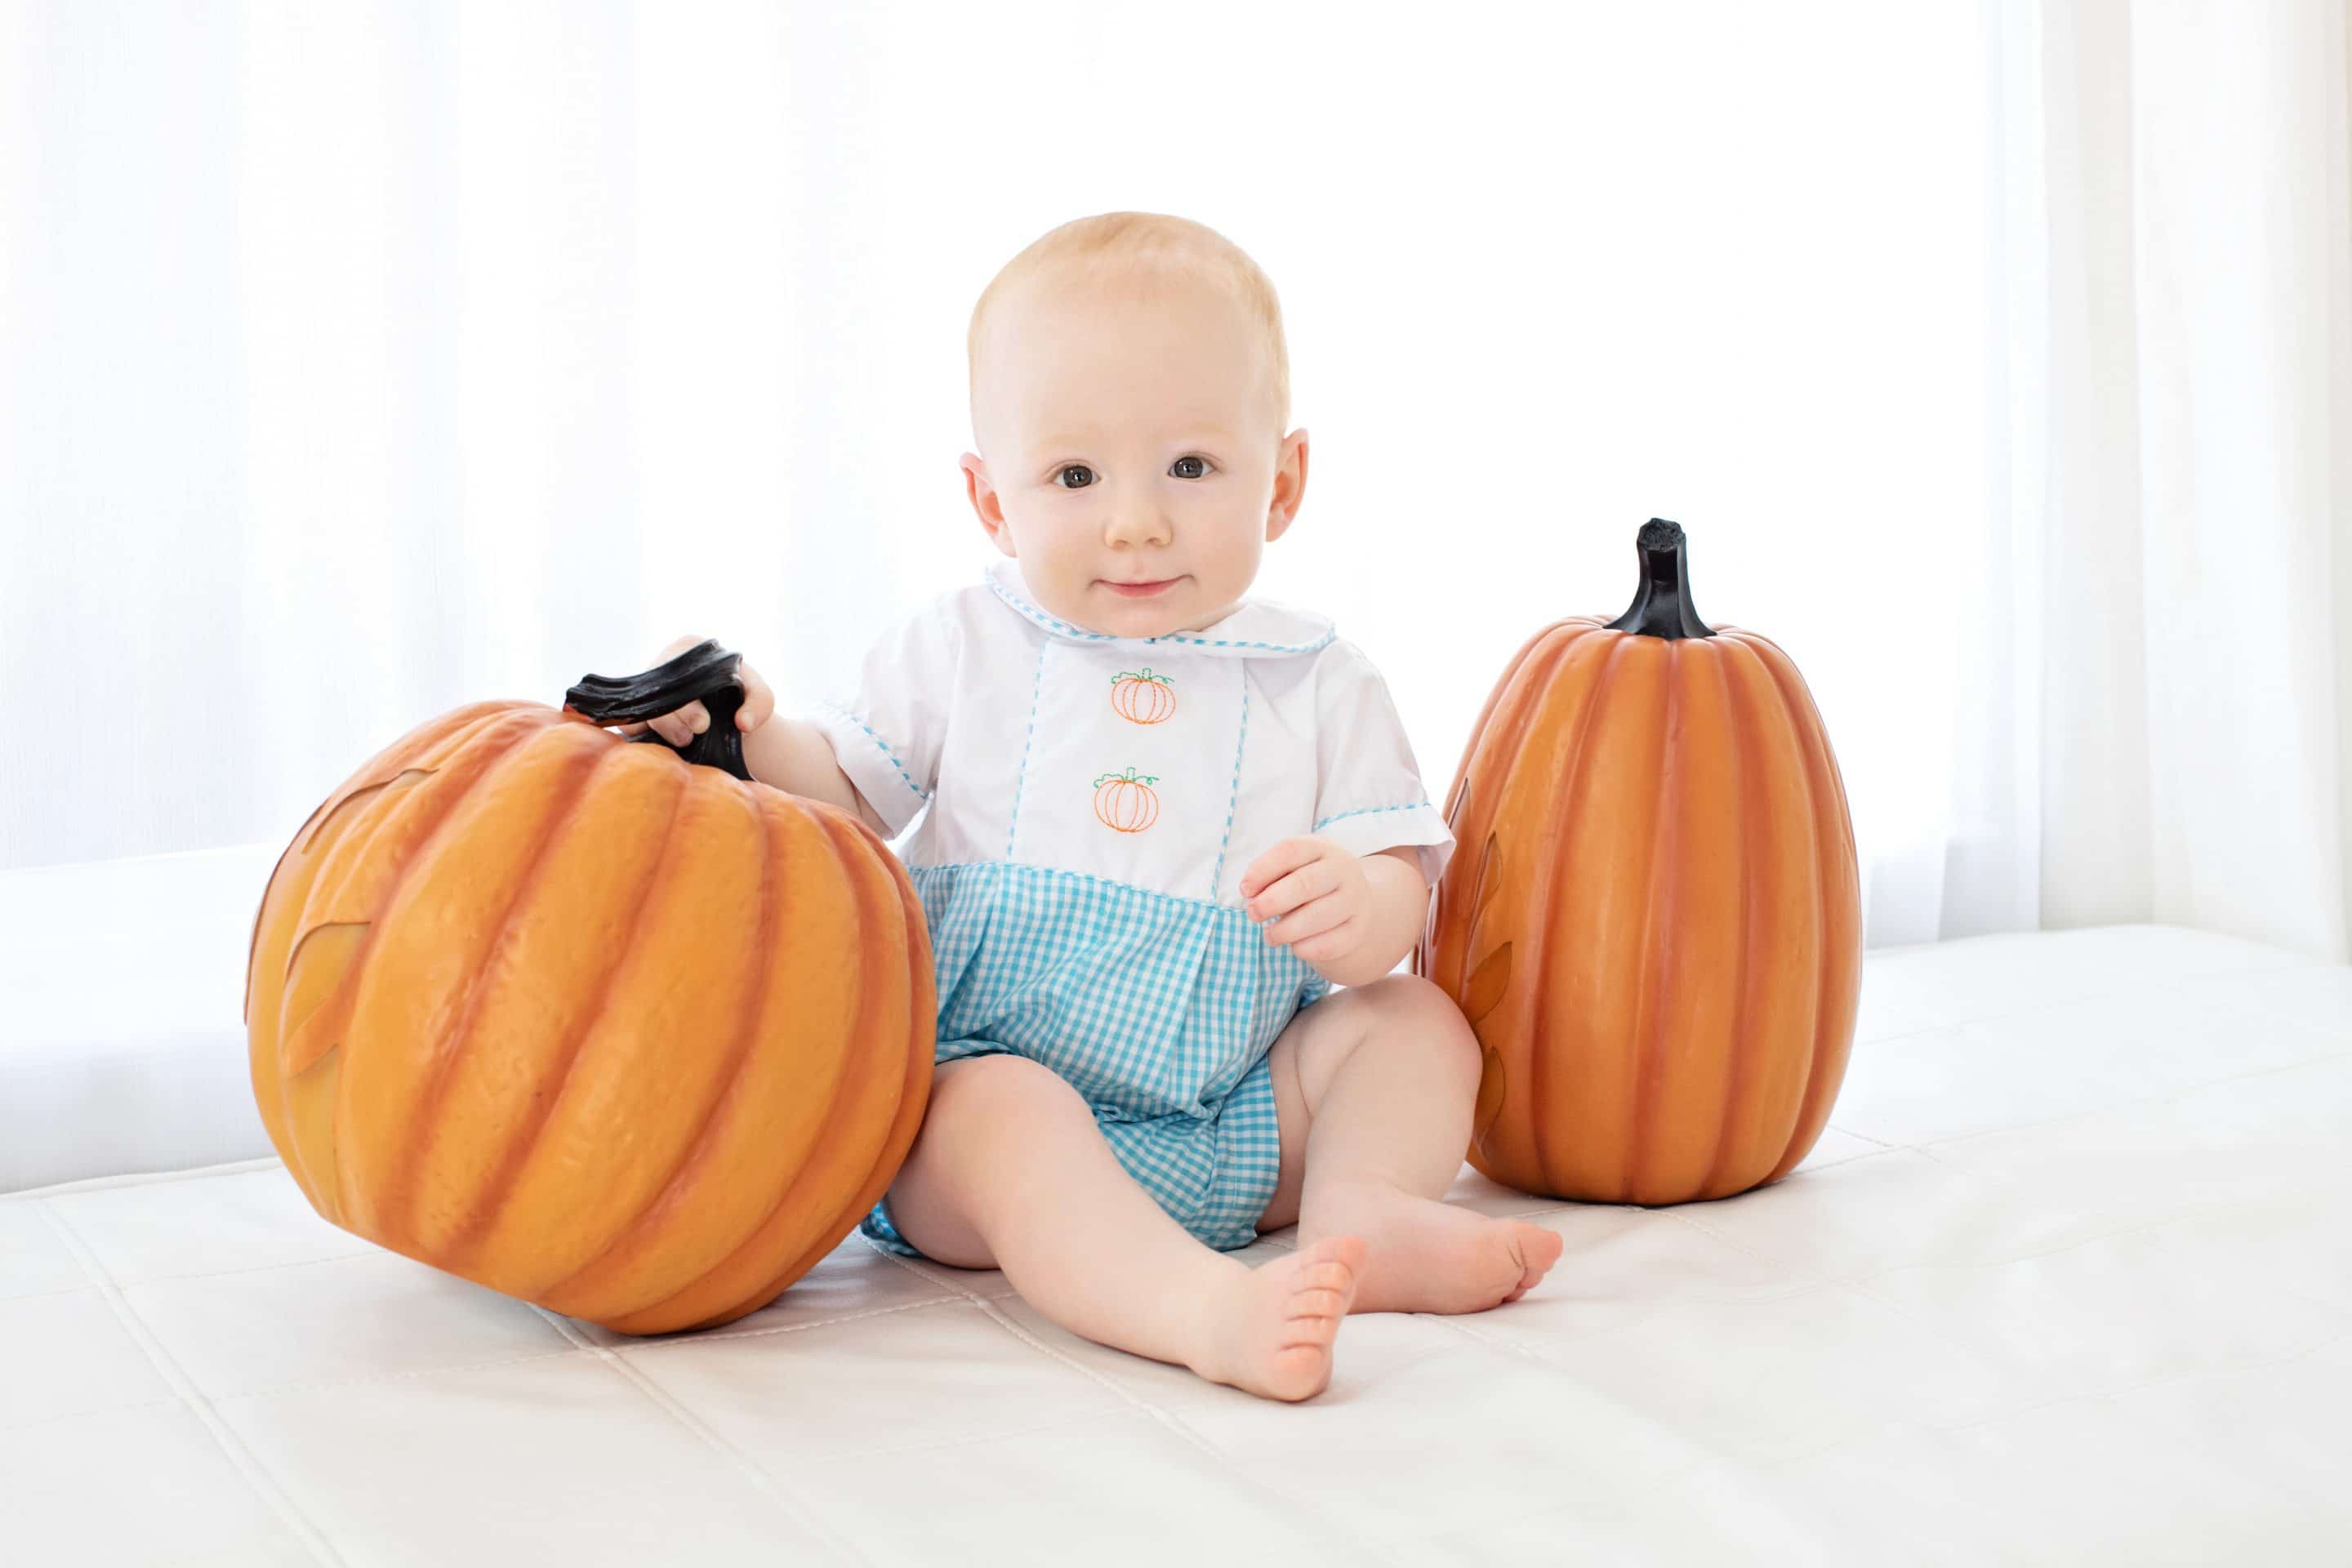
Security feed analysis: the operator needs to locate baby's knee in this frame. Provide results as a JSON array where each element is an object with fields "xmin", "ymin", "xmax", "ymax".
[
  {"xmin": 1351, "ymin": 973, "xmax": 1481, "ymax": 1069},
  {"xmin": 916, "ymin": 1054, "xmax": 1094, "ymax": 1168},
  {"xmin": 1353, "ymin": 972, "xmax": 1473, "ymax": 1033},
  {"xmin": 888, "ymin": 1056, "xmax": 1094, "ymax": 1267}
]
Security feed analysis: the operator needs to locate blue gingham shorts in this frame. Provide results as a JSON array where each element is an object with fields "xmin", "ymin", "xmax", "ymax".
[{"xmin": 861, "ymin": 860, "xmax": 1333, "ymax": 1260}]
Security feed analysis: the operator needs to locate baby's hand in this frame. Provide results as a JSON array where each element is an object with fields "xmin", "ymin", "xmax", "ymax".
[
  {"xmin": 583, "ymin": 632, "xmax": 777, "ymax": 747},
  {"xmin": 1240, "ymin": 835, "xmax": 1373, "ymax": 967}
]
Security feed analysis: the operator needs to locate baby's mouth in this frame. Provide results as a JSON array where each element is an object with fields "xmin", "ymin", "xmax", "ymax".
[{"xmin": 1100, "ymin": 576, "xmax": 1184, "ymax": 599}]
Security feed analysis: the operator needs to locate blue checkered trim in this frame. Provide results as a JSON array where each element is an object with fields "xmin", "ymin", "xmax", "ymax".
[
  {"xmin": 1313, "ymin": 800, "xmax": 1432, "ymax": 831},
  {"xmin": 818, "ymin": 701, "xmax": 930, "ymax": 802},
  {"xmin": 859, "ymin": 860, "xmax": 1333, "ymax": 1259},
  {"xmin": 1208, "ymin": 683, "xmax": 1250, "ymax": 901},
  {"xmin": 1004, "ymin": 639, "xmax": 1051, "ymax": 858}
]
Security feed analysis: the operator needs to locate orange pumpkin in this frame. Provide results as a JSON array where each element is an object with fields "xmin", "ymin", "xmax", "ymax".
[
  {"xmin": 1414, "ymin": 520, "xmax": 1860, "ymax": 1205},
  {"xmin": 244, "ymin": 641, "xmax": 935, "ymax": 1334},
  {"xmin": 1111, "ymin": 667, "xmax": 1177, "ymax": 724},
  {"xmin": 1092, "ymin": 768, "xmax": 1161, "ymax": 833}
]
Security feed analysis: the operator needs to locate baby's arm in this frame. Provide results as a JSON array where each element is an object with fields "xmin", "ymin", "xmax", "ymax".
[
  {"xmin": 1341, "ymin": 844, "xmax": 1436, "ymax": 982},
  {"xmin": 742, "ymin": 717, "xmax": 892, "ymax": 837}
]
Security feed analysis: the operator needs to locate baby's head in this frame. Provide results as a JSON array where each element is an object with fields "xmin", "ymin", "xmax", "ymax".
[{"xmin": 958, "ymin": 212, "xmax": 1307, "ymax": 639}]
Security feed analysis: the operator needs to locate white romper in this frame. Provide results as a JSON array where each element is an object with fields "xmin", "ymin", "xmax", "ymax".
[{"xmin": 809, "ymin": 556, "xmax": 1456, "ymax": 1258}]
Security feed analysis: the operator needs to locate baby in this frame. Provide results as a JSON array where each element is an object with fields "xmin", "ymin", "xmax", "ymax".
[{"xmin": 626, "ymin": 212, "xmax": 1561, "ymax": 1401}]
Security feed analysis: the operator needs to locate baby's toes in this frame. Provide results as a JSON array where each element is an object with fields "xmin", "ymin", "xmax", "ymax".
[
  {"xmin": 1290, "ymin": 1236, "xmax": 1366, "ymax": 1321},
  {"xmin": 1500, "ymin": 1223, "xmax": 1566, "ymax": 1303},
  {"xmin": 1308, "ymin": 1234, "xmax": 1367, "ymax": 1281}
]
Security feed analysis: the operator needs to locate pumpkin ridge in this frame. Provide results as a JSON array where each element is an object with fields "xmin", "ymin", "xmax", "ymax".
[
  {"xmin": 407, "ymin": 735, "xmax": 668, "ymax": 1258},
  {"xmin": 1461, "ymin": 782, "xmax": 1516, "ymax": 1022},
  {"xmin": 248, "ymin": 824, "xmax": 318, "ymax": 1029},
  {"xmin": 1457, "ymin": 623, "xmax": 1559, "ymax": 789},
  {"xmin": 1764, "ymin": 650, "xmax": 1832, "ymax": 1178},
  {"xmin": 537, "ymin": 785, "xmax": 782, "ymax": 1310},
  {"xmin": 625, "ymin": 801, "xmax": 902, "ymax": 1331},
  {"xmin": 278, "ymin": 921, "xmax": 373, "ymax": 1036},
  {"xmin": 797, "ymin": 805, "xmax": 928, "ymax": 1232},
  {"xmin": 305, "ymin": 715, "xmax": 552, "ymax": 1203},
  {"xmin": 336, "ymin": 698, "xmax": 519, "ymax": 799},
  {"xmin": 254, "ymin": 719, "xmax": 491, "ymax": 1030},
  {"xmin": 296, "ymin": 710, "xmax": 545, "ymax": 982},
  {"xmin": 1744, "ymin": 634, "xmax": 1860, "ymax": 1182},
  {"xmin": 1710, "ymin": 635, "xmax": 1825, "ymax": 1185},
  {"xmin": 324, "ymin": 716, "xmax": 580, "ymax": 1223},
  {"xmin": 1696, "ymin": 639, "xmax": 1766, "ymax": 1196},
  {"xmin": 263, "ymin": 695, "xmax": 513, "ymax": 1045},
  {"xmin": 1442, "ymin": 630, "xmax": 1558, "ymax": 1160},
  {"xmin": 1418, "ymin": 621, "xmax": 1547, "ymax": 986},
  {"xmin": 244, "ymin": 876, "xmax": 296, "ymax": 1158},
  {"xmin": 1437, "ymin": 624, "xmax": 1573, "ymax": 1008},
  {"xmin": 285, "ymin": 1046, "xmax": 349, "ymax": 1228},
  {"xmin": 301, "ymin": 767, "xmax": 437, "ymax": 855},
  {"xmin": 291, "ymin": 764, "xmax": 444, "ymax": 960},
  {"xmin": 278, "ymin": 768, "xmax": 450, "ymax": 1079},
  {"xmin": 1523, "ymin": 626, "xmax": 1624, "ymax": 1194},
  {"xmin": 722, "ymin": 805, "xmax": 911, "ymax": 1320},
  {"xmin": 274, "ymin": 920, "xmax": 372, "ymax": 1222},
  {"xmin": 248, "ymin": 829, "xmax": 341, "ymax": 1183},
  {"xmin": 605, "ymin": 796, "xmax": 870, "ymax": 1329},
  {"xmin": 1624, "ymin": 639, "xmax": 1683, "ymax": 1200},
  {"xmin": 805, "ymin": 805, "xmax": 930, "ymax": 1251}
]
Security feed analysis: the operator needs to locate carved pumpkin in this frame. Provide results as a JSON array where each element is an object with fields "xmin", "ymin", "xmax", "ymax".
[
  {"xmin": 1414, "ymin": 520, "xmax": 1861, "ymax": 1205},
  {"xmin": 1111, "ymin": 667, "xmax": 1177, "ymax": 724},
  {"xmin": 244, "ymin": 641, "xmax": 935, "ymax": 1334},
  {"xmin": 1093, "ymin": 768, "xmax": 1161, "ymax": 833}
]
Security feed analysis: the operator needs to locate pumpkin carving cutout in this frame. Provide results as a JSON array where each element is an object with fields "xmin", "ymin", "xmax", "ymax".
[
  {"xmin": 243, "ymin": 641, "xmax": 937, "ymax": 1335},
  {"xmin": 1093, "ymin": 768, "xmax": 1161, "ymax": 833},
  {"xmin": 1413, "ymin": 519, "xmax": 1861, "ymax": 1207},
  {"xmin": 1111, "ymin": 667, "xmax": 1176, "ymax": 724}
]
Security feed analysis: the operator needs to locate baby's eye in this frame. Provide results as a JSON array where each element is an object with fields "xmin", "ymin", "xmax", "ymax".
[{"xmin": 1062, "ymin": 456, "xmax": 1223, "ymax": 486}]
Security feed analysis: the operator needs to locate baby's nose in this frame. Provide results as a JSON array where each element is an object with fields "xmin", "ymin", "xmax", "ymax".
[{"xmin": 1106, "ymin": 500, "xmax": 1171, "ymax": 545}]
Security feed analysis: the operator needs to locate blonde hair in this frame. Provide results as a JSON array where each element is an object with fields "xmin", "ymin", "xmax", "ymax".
[{"xmin": 966, "ymin": 212, "xmax": 1290, "ymax": 443}]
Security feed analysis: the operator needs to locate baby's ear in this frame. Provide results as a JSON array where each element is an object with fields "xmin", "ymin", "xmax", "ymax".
[
  {"xmin": 1266, "ymin": 431, "xmax": 1307, "ymax": 541},
  {"xmin": 959, "ymin": 452, "xmax": 1014, "ymax": 551}
]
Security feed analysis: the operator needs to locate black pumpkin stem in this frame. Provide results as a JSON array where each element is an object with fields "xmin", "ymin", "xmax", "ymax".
[
  {"xmin": 1606, "ymin": 517, "xmax": 1716, "ymax": 640},
  {"xmin": 563, "ymin": 639, "xmax": 753, "ymax": 782}
]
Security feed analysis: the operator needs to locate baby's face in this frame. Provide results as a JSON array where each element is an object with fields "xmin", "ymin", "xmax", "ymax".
[{"xmin": 960, "ymin": 278, "xmax": 1307, "ymax": 639}]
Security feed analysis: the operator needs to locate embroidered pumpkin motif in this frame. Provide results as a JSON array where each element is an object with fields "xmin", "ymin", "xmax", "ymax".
[
  {"xmin": 1092, "ymin": 768, "xmax": 1162, "ymax": 834},
  {"xmin": 1110, "ymin": 667, "xmax": 1176, "ymax": 725}
]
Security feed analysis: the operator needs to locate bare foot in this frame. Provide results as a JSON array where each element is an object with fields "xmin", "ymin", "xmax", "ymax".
[
  {"xmin": 1192, "ymin": 1236, "xmax": 1367, "ymax": 1401},
  {"xmin": 1297, "ymin": 1180, "xmax": 1563, "ymax": 1316}
]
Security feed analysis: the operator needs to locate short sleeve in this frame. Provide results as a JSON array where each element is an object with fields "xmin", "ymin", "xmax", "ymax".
[
  {"xmin": 806, "ymin": 598, "xmax": 959, "ymax": 839},
  {"xmin": 1311, "ymin": 639, "xmax": 1456, "ymax": 889}
]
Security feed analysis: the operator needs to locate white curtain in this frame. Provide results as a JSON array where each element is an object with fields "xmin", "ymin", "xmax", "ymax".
[
  {"xmin": 1966, "ymin": 0, "xmax": 2352, "ymax": 960},
  {"xmin": 4, "ymin": 2, "xmax": 2345, "ymax": 960}
]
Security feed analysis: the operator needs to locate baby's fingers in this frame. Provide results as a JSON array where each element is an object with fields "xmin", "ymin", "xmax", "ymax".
[
  {"xmin": 1246, "ymin": 860, "xmax": 1332, "ymax": 924},
  {"xmin": 652, "ymin": 701, "xmax": 708, "ymax": 747},
  {"xmin": 734, "ymin": 666, "xmax": 775, "ymax": 733},
  {"xmin": 564, "ymin": 703, "xmax": 651, "ymax": 739},
  {"xmin": 1263, "ymin": 890, "xmax": 1350, "ymax": 947}
]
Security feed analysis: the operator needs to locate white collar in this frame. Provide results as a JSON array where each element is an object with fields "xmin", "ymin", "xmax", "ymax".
[{"xmin": 983, "ymin": 557, "xmax": 1335, "ymax": 658}]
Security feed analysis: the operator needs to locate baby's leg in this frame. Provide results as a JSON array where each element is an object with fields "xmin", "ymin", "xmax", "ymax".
[
  {"xmin": 1257, "ymin": 973, "xmax": 1566, "ymax": 1315},
  {"xmin": 880, "ymin": 1052, "xmax": 1370, "ymax": 1401}
]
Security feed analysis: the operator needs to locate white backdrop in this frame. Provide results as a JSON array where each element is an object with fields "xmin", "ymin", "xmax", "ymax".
[
  {"xmin": 5, "ymin": 1, "xmax": 2346, "ymax": 960},
  {"xmin": 1983, "ymin": 0, "xmax": 2352, "ymax": 961}
]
